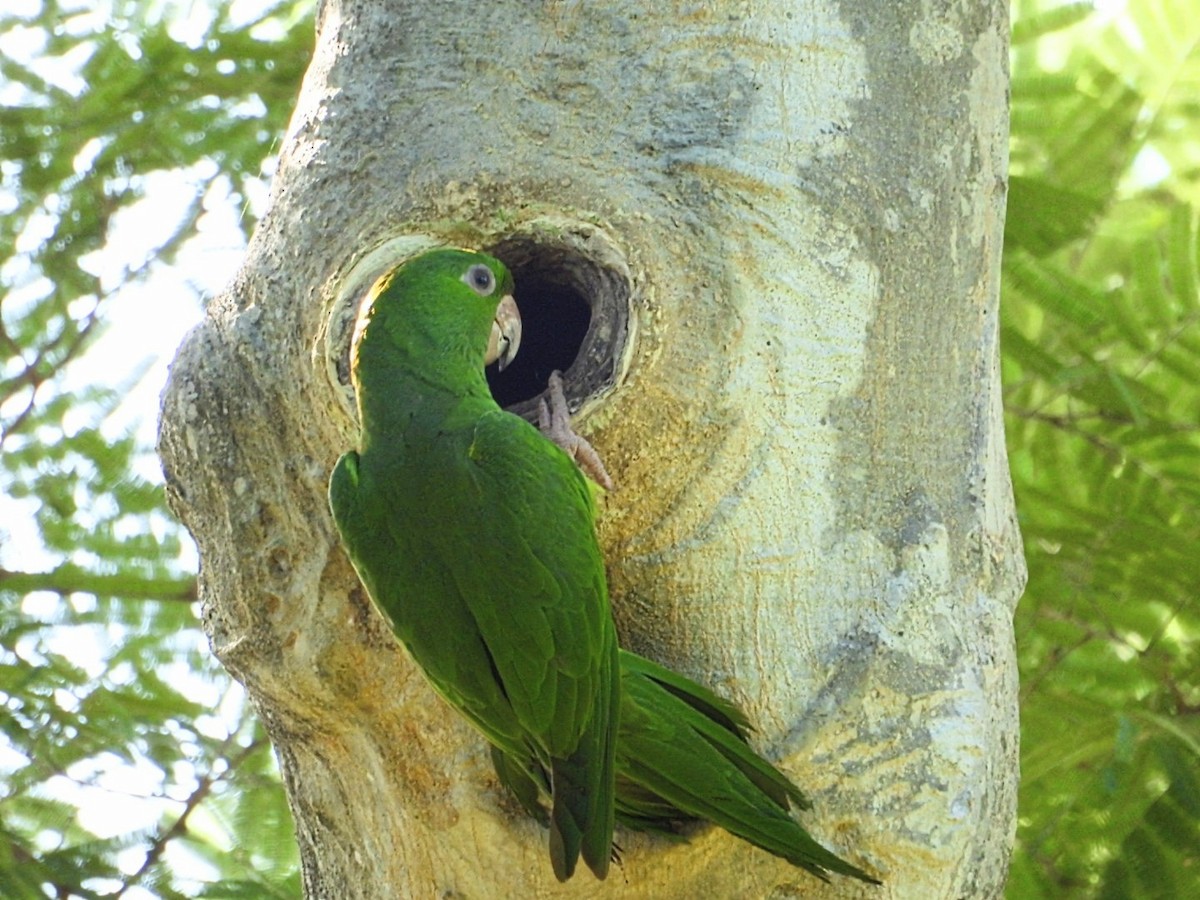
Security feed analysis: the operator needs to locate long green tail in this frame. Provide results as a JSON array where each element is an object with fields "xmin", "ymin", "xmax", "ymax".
[
  {"xmin": 615, "ymin": 651, "xmax": 879, "ymax": 884},
  {"xmin": 492, "ymin": 650, "xmax": 880, "ymax": 884}
]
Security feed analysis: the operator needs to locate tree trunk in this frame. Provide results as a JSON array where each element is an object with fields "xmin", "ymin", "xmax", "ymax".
[{"xmin": 159, "ymin": 1, "xmax": 1022, "ymax": 896}]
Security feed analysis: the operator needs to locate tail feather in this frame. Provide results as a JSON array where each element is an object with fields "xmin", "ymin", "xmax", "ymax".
[
  {"xmin": 620, "ymin": 650, "xmax": 808, "ymax": 812},
  {"xmin": 492, "ymin": 648, "xmax": 878, "ymax": 885},
  {"xmin": 693, "ymin": 722, "xmax": 810, "ymax": 811},
  {"xmin": 618, "ymin": 650, "xmax": 750, "ymax": 735},
  {"xmin": 490, "ymin": 745, "xmax": 548, "ymax": 825},
  {"xmin": 618, "ymin": 653, "xmax": 880, "ymax": 885}
]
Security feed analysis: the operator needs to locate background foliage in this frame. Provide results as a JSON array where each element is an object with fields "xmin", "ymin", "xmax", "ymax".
[
  {"xmin": 1006, "ymin": 1, "xmax": 1200, "ymax": 896},
  {"xmin": 1, "ymin": 1, "xmax": 309, "ymax": 896},
  {"xmin": 0, "ymin": 0, "xmax": 1196, "ymax": 897}
]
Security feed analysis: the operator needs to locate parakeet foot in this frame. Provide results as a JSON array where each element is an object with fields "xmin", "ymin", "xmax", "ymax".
[{"xmin": 538, "ymin": 371, "xmax": 615, "ymax": 491}]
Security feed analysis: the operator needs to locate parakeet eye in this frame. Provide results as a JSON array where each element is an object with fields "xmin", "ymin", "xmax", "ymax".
[{"xmin": 463, "ymin": 263, "xmax": 496, "ymax": 297}]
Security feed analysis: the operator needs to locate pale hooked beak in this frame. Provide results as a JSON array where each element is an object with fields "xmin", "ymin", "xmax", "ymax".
[{"xmin": 486, "ymin": 294, "xmax": 521, "ymax": 371}]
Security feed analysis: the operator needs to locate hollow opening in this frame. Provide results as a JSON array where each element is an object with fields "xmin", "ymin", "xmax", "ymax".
[
  {"xmin": 486, "ymin": 274, "xmax": 591, "ymax": 408},
  {"xmin": 485, "ymin": 226, "xmax": 632, "ymax": 423}
]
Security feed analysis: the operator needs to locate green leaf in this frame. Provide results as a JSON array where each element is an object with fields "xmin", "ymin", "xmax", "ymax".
[
  {"xmin": 1006, "ymin": 175, "xmax": 1107, "ymax": 256},
  {"xmin": 1008, "ymin": 4, "xmax": 1200, "ymax": 895},
  {"xmin": 1011, "ymin": 2, "xmax": 1094, "ymax": 46}
]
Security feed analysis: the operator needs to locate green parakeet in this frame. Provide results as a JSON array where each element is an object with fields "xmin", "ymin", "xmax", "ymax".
[
  {"xmin": 329, "ymin": 248, "xmax": 618, "ymax": 881},
  {"xmin": 329, "ymin": 248, "xmax": 879, "ymax": 886}
]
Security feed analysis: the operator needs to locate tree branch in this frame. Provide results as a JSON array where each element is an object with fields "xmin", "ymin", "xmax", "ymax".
[
  {"xmin": 0, "ymin": 565, "xmax": 197, "ymax": 603},
  {"xmin": 115, "ymin": 737, "xmax": 268, "ymax": 898}
]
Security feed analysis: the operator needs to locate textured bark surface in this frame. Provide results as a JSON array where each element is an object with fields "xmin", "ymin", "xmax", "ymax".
[{"xmin": 159, "ymin": 1, "xmax": 1023, "ymax": 896}]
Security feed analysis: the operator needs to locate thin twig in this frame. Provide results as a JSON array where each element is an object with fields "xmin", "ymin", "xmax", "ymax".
[{"xmin": 115, "ymin": 737, "xmax": 267, "ymax": 897}]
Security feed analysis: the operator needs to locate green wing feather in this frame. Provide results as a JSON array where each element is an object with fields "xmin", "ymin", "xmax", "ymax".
[{"xmin": 449, "ymin": 409, "xmax": 617, "ymax": 880}]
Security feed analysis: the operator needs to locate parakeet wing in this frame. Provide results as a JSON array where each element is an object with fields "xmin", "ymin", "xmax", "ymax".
[{"xmin": 437, "ymin": 408, "xmax": 617, "ymax": 881}]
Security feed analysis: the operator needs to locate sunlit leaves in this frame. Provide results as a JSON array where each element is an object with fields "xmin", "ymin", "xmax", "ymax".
[{"xmin": 1006, "ymin": 1, "xmax": 1200, "ymax": 896}]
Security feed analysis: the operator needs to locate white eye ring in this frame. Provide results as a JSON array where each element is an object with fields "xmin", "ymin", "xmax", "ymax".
[{"xmin": 463, "ymin": 263, "xmax": 496, "ymax": 296}]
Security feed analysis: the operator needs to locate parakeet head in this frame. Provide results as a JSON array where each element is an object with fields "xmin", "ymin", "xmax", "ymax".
[{"xmin": 353, "ymin": 248, "xmax": 521, "ymax": 385}]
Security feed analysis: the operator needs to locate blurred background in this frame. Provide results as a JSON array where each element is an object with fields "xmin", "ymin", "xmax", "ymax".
[{"xmin": 1, "ymin": 1, "xmax": 1196, "ymax": 896}]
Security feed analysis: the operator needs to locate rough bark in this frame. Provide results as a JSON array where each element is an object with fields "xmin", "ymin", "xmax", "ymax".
[{"xmin": 159, "ymin": 1, "xmax": 1023, "ymax": 897}]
